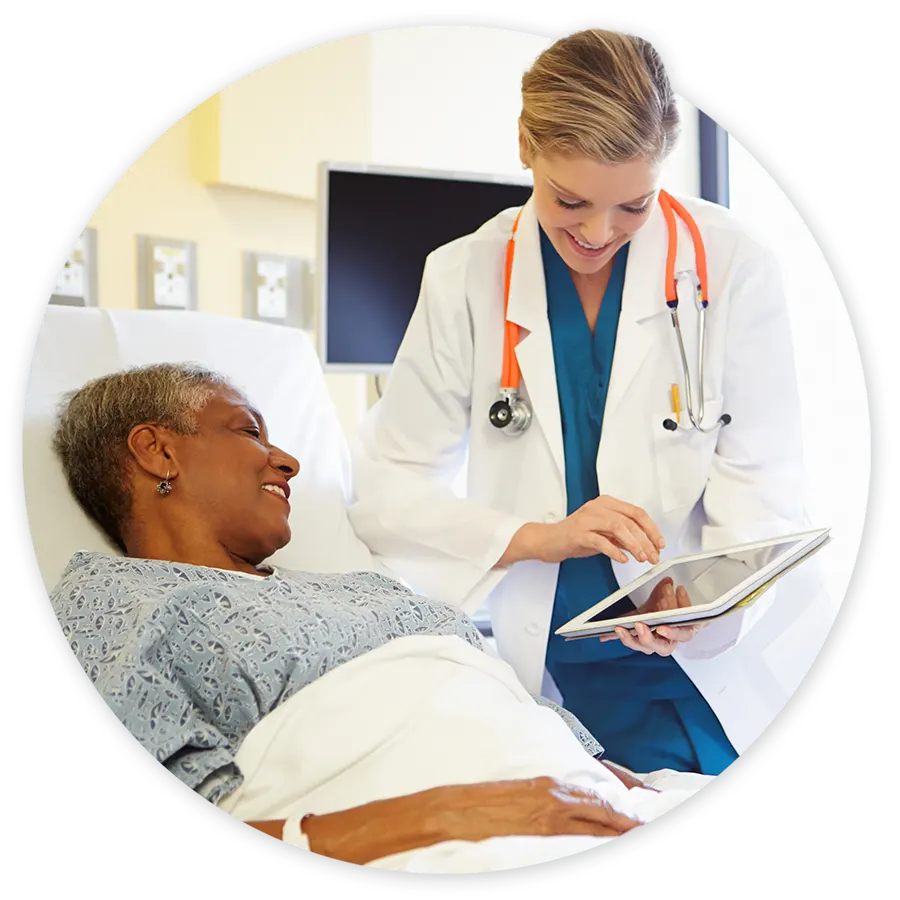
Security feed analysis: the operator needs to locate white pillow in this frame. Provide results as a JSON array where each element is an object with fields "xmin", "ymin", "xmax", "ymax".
[{"xmin": 24, "ymin": 306, "xmax": 374, "ymax": 591}]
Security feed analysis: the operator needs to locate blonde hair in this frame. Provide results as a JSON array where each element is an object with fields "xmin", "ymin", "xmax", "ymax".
[
  {"xmin": 519, "ymin": 29, "xmax": 680, "ymax": 165},
  {"xmin": 52, "ymin": 363, "xmax": 234, "ymax": 551}
]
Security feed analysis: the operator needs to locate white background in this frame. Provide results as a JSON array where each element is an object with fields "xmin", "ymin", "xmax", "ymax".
[
  {"xmin": 728, "ymin": 138, "xmax": 870, "ymax": 605},
  {"xmin": 0, "ymin": 0, "xmax": 882, "ymax": 896}
]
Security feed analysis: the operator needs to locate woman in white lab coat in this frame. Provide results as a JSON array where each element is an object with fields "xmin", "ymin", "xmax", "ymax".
[{"xmin": 349, "ymin": 29, "xmax": 810, "ymax": 775}]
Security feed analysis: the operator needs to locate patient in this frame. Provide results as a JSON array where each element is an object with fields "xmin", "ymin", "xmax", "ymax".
[{"xmin": 49, "ymin": 363, "xmax": 703, "ymax": 871}]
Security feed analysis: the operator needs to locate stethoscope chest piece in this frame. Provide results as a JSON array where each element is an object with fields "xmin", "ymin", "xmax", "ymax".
[{"xmin": 489, "ymin": 389, "xmax": 532, "ymax": 435}]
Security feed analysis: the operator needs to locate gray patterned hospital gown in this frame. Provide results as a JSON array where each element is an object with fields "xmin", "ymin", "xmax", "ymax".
[{"xmin": 50, "ymin": 552, "xmax": 603, "ymax": 804}]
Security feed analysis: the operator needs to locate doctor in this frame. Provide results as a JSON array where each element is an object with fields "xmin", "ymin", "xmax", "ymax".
[{"xmin": 349, "ymin": 29, "xmax": 808, "ymax": 775}]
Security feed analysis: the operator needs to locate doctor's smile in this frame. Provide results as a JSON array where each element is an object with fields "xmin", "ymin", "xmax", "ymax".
[
  {"xmin": 535, "ymin": 158, "xmax": 658, "ymax": 276},
  {"xmin": 565, "ymin": 231, "xmax": 615, "ymax": 257}
]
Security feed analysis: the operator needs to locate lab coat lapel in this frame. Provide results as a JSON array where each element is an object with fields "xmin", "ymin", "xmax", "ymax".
[
  {"xmin": 603, "ymin": 202, "xmax": 674, "ymax": 420},
  {"xmin": 505, "ymin": 199, "xmax": 565, "ymax": 483}
]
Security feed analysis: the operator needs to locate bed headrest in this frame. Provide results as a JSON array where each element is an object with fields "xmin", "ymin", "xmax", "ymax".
[{"xmin": 24, "ymin": 306, "xmax": 374, "ymax": 591}]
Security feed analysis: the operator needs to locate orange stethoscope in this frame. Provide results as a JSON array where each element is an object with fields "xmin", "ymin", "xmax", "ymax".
[{"xmin": 488, "ymin": 189, "xmax": 732, "ymax": 436}]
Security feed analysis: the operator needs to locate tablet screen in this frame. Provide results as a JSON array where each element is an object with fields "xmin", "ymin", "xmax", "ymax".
[{"xmin": 585, "ymin": 538, "xmax": 802, "ymax": 624}]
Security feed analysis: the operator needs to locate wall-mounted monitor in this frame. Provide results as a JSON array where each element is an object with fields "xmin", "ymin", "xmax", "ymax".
[{"xmin": 317, "ymin": 162, "xmax": 533, "ymax": 374}]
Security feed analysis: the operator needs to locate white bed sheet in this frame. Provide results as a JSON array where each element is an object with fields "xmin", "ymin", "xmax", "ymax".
[{"xmin": 219, "ymin": 634, "xmax": 709, "ymax": 872}]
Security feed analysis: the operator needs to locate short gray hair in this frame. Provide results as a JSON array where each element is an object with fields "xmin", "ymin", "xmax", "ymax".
[{"xmin": 52, "ymin": 363, "xmax": 235, "ymax": 551}]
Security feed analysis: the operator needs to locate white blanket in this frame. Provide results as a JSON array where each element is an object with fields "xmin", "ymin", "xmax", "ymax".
[{"xmin": 219, "ymin": 635, "xmax": 709, "ymax": 871}]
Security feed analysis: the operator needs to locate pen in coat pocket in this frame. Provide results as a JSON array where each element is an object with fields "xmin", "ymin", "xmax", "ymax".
[{"xmin": 670, "ymin": 384, "xmax": 681, "ymax": 425}]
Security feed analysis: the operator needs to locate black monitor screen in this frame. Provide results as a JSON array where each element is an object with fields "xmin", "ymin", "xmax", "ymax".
[{"xmin": 323, "ymin": 168, "xmax": 533, "ymax": 369}]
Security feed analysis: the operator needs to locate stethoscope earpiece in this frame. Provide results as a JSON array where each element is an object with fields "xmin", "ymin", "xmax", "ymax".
[{"xmin": 661, "ymin": 414, "xmax": 732, "ymax": 433}]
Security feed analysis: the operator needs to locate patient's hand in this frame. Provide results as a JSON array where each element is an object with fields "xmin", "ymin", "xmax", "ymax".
[
  {"xmin": 249, "ymin": 776, "xmax": 640, "ymax": 865},
  {"xmin": 598, "ymin": 577, "xmax": 705, "ymax": 656}
]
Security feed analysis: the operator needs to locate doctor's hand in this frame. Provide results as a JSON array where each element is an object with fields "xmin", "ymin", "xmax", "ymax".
[
  {"xmin": 499, "ymin": 495, "xmax": 665, "ymax": 568},
  {"xmin": 599, "ymin": 577, "xmax": 705, "ymax": 656}
]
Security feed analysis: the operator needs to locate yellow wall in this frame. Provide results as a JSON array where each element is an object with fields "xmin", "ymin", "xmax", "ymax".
[
  {"xmin": 84, "ymin": 106, "xmax": 374, "ymax": 439},
  {"xmin": 214, "ymin": 35, "xmax": 372, "ymax": 199},
  {"xmin": 87, "ymin": 107, "xmax": 317, "ymax": 317}
]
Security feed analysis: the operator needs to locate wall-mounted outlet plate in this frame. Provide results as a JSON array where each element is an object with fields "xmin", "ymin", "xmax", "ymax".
[
  {"xmin": 137, "ymin": 235, "xmax": 197, "ymax": 310},
  {"xmin": 242, "ymin": 252, "xmax": 312, "ymax": 328},
  {"xmin": 50, "ymin": 228, "xmax": 98, "ymax": 306}
]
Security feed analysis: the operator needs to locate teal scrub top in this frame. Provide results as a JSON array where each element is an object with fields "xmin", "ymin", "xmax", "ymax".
[{"xmin": 539, "ymin": 227, "xmax": 737, "ymax": 776}]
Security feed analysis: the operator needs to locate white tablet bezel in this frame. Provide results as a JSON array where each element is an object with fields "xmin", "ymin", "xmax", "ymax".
[{"xmin": 555, "ymin": 528, "xmax": 830, "ymax": 639}]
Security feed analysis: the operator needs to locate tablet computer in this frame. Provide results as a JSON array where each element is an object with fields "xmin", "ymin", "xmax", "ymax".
[{"xmin": 555, "ymin": 528, "xmax": 830, "ymax": 641}]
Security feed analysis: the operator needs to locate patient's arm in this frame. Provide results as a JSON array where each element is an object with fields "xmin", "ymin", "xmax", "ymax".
[
  {"xmin": 246, "ymin": 776, "xmax": 640, "ymax": 865},
  {"xmin": 531, "ymin": 698, "xmax": 656, "ymax": 791},
  {"xmin": 533, "ymin": 695, "xmax": 604, "ymax": 758}
]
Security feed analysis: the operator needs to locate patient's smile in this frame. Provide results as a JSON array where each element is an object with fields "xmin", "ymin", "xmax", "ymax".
[{"xmin": 262, "ymin": 483, "xmax": 289, "ymax": 501}]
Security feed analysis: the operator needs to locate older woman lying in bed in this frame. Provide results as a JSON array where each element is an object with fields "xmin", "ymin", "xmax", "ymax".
[{"xmin": 49, "ymin": 363, "xmax": 705, "ymax": 872}]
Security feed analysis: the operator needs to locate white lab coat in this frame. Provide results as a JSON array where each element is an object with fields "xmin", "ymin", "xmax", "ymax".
[{"xmin": 349, "ymin": 194, "xmax": 834, "ymax": 754}]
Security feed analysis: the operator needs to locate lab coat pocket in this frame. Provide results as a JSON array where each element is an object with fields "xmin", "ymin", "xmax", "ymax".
[{"xmin": 650, "ymin": 397, "xmax": 724, "ymax": 514}]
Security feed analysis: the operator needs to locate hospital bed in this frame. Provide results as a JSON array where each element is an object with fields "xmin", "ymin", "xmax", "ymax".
[{"xmin": 23, "ymin": 305, "xmax": 710, "ymax": 872}]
